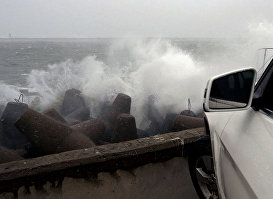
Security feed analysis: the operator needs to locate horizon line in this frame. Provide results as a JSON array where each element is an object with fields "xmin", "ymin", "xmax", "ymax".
[{"xmin": 0, "ymin": 36, "xmax": 240, "ymax": 40}]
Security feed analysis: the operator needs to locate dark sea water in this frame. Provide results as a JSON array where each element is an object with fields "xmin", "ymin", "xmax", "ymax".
[
  {"xmin": 0, "ymin": 39, "xmax": 111, "ymax": 86},
  {"xmin": 0, "ymin": 38, "xmax": 233, "ymax": 86},
  {"xmin": 0, "ymin": 38, "xmax": 267, "ymax": 128}
]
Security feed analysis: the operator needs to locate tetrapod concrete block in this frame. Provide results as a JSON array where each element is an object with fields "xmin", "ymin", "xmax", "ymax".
[
  {"xmin": 0, "ymin": 102, "xmax": 29, "ymax": 149},
  {"xmin": 15, "ymin": 109, "xmax": 95, "ymax": 155},
  {"xmin": 112, "ymin": 114, "xmax": 138, "ymax": 143}
]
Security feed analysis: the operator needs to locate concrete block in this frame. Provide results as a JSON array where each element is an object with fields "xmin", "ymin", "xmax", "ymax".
[
  {"xmin": 112, "ymin": 114, "xmax": 138, "ymax": 143},
  {"xmin": 161, "ymin": 113, "xmax": 177, "ymax": 134},
  {"xmin": 0, "ymin": 147, "xmax": 23, "ymax": 164},
  {"xmin": 43, "ymin": 108, "xmax": 67, "ymax": 124},
  {"xmin": 180, "ymin": 110, "xmax": 196, "ymax": 117},
  {"xmin": 112, "ymin": 93, "xmax": 131, "ymax": 115},
  {"xmin": 137, "ymin": 128, "xmax": 149, "ymax": 138},
  {"xmin": 56, "ymin": 131, "xmax": 96, "ymax": 153},
  {"xmin": 101, "ymin": 93, "xmax": 132, "ymax": 142},
  {"xmin": 61, "ymin": 89, "xmax": 86, "ymax": 116},
  {"xmin": 65, "ymin": 107, "xmax": 90, "ymax": 123},
  {"xmin": 0, "ymin": 102, "xmax": 29, "ymax": 149},
  {"xmin": 172, "ymin": 115, "xmax": 205, "ymax": 132},
  {"xmin": 102, "ymin": 93, "xmax": 131, "ymax": 126},
  {"xmin": 72, "ymin": 119, "xmax": 105, "ymax": 143},
  {"xmin": 65, "ymin": 118, "xmax": 81, "ymax": 126},
  {"xmin": 15, "ymin": 109, "xmax": 95, "ymax": 155}
]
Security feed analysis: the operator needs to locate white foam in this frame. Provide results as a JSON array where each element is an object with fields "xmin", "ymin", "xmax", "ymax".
[
  {"xmin": 25, "ymin": 39, "xmax": 212, "ymax": 128},
  {"xmin": 0, "ymin": 82, "xmax": 21, "ymax": 110},
  {"xmin": 2, "ymin": 26, "xmax": 273, "ymax": 127}
]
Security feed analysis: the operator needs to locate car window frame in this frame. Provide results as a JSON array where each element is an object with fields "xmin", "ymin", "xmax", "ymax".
[{"xmin": 253, "ymin": 58, "xmax": 273, "ymax": 117}]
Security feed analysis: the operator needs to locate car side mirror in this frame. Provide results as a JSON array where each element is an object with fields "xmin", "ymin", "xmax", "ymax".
[{"xmin": 204, "ymin": 68, "xmax": 256, "ymax": 112}]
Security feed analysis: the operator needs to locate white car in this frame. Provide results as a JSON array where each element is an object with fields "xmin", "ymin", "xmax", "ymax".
[{"xmin": 188, "ymin": 59, "xmax": 273, "ymax": 199}]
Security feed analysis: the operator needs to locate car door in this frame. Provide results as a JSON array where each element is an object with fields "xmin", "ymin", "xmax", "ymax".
[{"xmin": 219, "ymin": 64, "xmax": 273, "ymax": 199}]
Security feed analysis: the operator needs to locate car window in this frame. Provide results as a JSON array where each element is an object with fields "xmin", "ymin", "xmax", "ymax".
[{"xmin": 262, "ymin": 73, "xmax": 273, "ymax": 112}]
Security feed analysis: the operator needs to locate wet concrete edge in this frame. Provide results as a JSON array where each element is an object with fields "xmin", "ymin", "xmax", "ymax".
[{"xmin": 0, "ymin": 128, "xmax": 204, "ymax": 193}]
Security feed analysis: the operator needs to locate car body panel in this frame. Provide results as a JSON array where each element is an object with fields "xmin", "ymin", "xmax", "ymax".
[
  {"xmin": 218, "ymin": 137, "xmax": 256, "ymax": 199},
  {"xmin": 206, "ymin": 108, "xmax": 273, "ymax": 199},
  {"xmin": 210, "ymin": 129, "xmax": 226, "ymax": 199},
  {"xmin": 205, "ymin": 111, "xmax": 235, "ymax": 199},
  {"xmin": 222, "ymin": 108, "xmax": 273, "ymax": 199}
]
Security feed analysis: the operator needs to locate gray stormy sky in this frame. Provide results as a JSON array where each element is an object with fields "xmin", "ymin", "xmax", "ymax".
[{"xmin": 0, "ymin": 0, "xmax": 273, "ymax": 38}]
